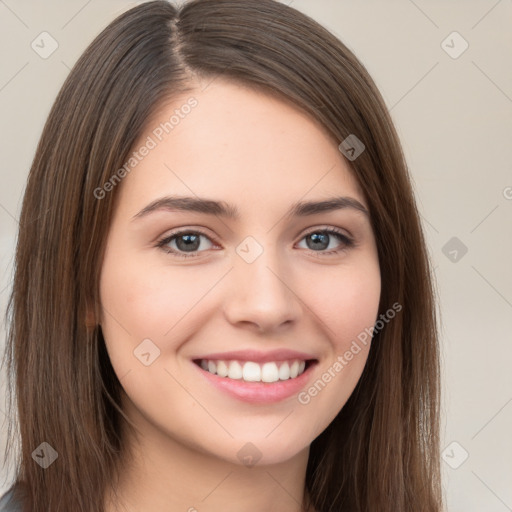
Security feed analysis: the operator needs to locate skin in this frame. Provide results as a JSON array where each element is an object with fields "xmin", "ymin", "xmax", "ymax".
[{"xmin": 98, "ymin": 78, "xmax": 381, "ymax": 512}]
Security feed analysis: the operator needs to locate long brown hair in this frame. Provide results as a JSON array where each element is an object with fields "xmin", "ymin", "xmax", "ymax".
[{"xmin": 2, "ymin": 1, "xmax": 443, "ymax": 510}]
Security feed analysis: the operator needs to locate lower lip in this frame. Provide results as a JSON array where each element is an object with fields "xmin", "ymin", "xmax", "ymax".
[{"xmin": 193, "ymin": 361, "xmax": 317, "ymax": 404}]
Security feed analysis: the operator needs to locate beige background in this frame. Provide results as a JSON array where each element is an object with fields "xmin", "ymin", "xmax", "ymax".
[{"xmin": 1, "ymin": 1, "xmax": 511, "ymax": 510}]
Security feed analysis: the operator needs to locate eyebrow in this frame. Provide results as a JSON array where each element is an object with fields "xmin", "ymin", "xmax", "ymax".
[{"xmin": 131, "ymin": 195, "xmax": 369, "ymax": 221}]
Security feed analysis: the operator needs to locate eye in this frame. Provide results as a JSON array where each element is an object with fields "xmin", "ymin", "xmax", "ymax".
[
  {"xmin": 156, "ymin": 229, "xmax": 217, "ymax": 258},
  {"xmin": 156, "ymin": 227, "xmax": 355, "ymax": 259},
  {"xmin": 296, "ymin": 228, "xmax": 354, "ymax": 255}
]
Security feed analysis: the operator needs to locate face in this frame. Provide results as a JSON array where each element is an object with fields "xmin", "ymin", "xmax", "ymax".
[{"xmin": 98, "ymin": 79, "xmax": 381, "ymax": 466}]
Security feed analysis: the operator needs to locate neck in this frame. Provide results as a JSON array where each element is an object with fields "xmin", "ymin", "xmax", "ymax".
[{"xmin": 104, "ymin": 399, "xmax": 314, "ymax": 512}]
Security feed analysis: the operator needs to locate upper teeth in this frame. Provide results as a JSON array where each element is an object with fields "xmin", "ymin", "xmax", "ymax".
[{"xmin": 199, "ymin": 359, "xmax": 307, "ymax": 382}]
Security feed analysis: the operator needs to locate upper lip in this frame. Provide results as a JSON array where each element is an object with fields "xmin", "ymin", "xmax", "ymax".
[{"xmin": 192, "ymin": 349, "xmax": 317, "ymax": 363}]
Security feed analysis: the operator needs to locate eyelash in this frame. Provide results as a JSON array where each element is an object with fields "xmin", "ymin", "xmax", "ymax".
[{"xmin": 156, "ymin": 227, "xmax": 355, "ymax": 259}]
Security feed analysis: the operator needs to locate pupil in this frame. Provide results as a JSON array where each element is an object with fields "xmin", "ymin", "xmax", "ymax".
[
  {"xmin": 177, "ymin": 234, "xmax": 199, "ymax": 251},
  {"xmin": 307, "ymin": 232, "xmax": 328, "ymax": 250}
]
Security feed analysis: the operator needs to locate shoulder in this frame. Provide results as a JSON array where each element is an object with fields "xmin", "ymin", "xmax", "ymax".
[{"xmin": 0, "ymin": 485, "xmax": 24, "ymax": 512}]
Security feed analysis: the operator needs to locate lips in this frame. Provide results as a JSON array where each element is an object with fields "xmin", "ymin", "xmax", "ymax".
[{"xmin": 190, "ymin": 349, "xmax": 318, "ymax": 403}]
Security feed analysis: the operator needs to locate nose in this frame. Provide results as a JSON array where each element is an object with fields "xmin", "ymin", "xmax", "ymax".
[{"xmin": 223, "ymin": 247, "xmax": 302, "ymax": 334}]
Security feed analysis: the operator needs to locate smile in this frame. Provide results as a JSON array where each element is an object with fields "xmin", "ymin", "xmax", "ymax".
[
  {"xmin": 191, "ymin": 349, "xmax": 318, "ymax": 403},
  {"xmin": 196, "ymin": 359, "xmax": 308, "ymax": 383}
]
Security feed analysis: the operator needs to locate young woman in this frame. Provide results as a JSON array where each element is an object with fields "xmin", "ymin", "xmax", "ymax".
[{"xmin": 1, "ymin": 1, "xmax": 443, "ymax": 511}]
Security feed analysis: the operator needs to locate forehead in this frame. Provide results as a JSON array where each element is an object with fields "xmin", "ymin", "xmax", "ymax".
[{"xmin": 114, "ymin": 78, "xmax": 367, "ymax": 217}]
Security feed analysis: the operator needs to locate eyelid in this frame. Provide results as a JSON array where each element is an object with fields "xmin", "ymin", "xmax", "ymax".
[{"xmin": 300, "ymin": 225, "xmax": 353, "ymax": 241}]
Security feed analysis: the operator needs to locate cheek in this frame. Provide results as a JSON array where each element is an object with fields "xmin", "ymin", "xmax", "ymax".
[
  {"xmin": 307, "ymin": 260, "xmax": 381, "ymax": 350},
  {"xmin": 291, "ymin": 260, "xmax": 380, "ymax": 432},
  {"xmin": 98, "ymin": 250, "xmax": 217, "ymax": 369}
]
